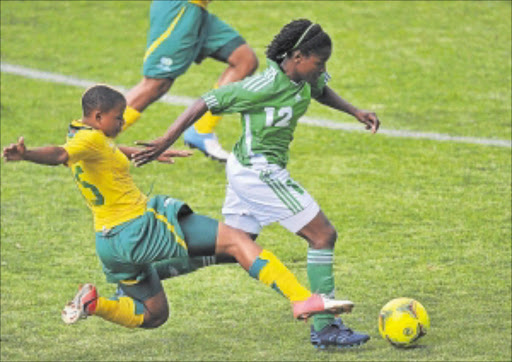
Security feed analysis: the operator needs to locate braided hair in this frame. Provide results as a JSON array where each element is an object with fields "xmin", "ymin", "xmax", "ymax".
[{"xmin": 266, "ymin": 19, "xmax": 332, "ymax": 62}]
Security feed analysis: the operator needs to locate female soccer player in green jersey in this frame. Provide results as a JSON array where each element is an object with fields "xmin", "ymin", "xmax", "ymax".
[
  {"xmin": 133, "ymin": 19, "xmax": 381, "ymax": 349},
  {"xmin": 2, "ymin": 84, "xmax": 355, "ymax": 332}
]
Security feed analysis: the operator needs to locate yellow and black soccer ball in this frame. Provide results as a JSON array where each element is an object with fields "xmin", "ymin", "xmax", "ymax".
[{"xmin": 378, "ymin": 297, "xmax": 430, "ymax": 347}]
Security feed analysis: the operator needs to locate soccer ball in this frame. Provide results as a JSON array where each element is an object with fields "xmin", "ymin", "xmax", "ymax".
[{"xmin": 378, "ymin": 297, "xmax": 430, "ymax": 347}]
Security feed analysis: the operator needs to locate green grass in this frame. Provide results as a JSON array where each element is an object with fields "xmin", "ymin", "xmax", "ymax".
[{"xmin": 1, "ymin": 1, "xmax": 511, "ymax": 361}]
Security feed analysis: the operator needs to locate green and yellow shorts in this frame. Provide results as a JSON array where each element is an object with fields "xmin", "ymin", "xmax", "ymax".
[
  {"xmin": 142, "ymin": 1, "xmax": 245, "ymax": 79},
  {"xmin": 95, "ymin": 195, "xmax": 219, "ymax": 300}
]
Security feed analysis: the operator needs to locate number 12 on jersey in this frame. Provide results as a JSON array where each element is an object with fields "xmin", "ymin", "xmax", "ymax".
[{"xmin": 264, "ymin": 106, "xmax": 293, "ymax": 128}]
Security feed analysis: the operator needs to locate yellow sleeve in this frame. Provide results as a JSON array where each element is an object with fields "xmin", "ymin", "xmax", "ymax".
[{"xmin": 62, "ymin": 130, "xmax": 103, "ymax": 165}]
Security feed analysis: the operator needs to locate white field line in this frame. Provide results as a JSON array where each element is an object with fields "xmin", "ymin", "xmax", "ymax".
[{"xmin": 2, "ymin": 62, "xmax": 511, "ymax": 148}]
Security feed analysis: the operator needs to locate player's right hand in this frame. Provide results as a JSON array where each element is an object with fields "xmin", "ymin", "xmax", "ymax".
[{"xmin": 3, "ymin": 136, "xmax": 26, "ymax": 162}]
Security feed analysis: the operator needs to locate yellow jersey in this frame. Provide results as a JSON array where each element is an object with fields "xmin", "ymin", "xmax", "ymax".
[{"xmin": 63, "ymin": 121, "xmax": 147, "ymax": 232}]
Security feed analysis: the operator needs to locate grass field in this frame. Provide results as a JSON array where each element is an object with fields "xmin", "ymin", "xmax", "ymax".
[{"xmin": 1, "ymin": 1, "xmax": 511, "ymax": 361}]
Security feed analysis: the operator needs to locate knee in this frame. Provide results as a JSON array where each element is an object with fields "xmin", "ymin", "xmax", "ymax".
[
  {"xmin": 219, "ymin": 239, "xmax": 242, "ymax": 259},
  {"xmin": 310, "ymin": 226, "xmax": 337, "ymax": 250},
  {"xmin": 231, "ymin": 46, "xmax": 259, "ymax": 76},
  {"xmin": 328, "ymin": 228, "xmax": 338, "ymax": 248},
  {"xmin": 143, "ymin": 77, "xmax": 173, "ymax": 100},
  {"xmin": 142, "ymin": 308, "xmax": 169, "ymax": 329},
  {"xmin": 322, "ymin": 226, "xmax": 338, "ymax": 249},
  {"xmin": 244, "ymin": 51, "xmax": 259, "ymax": 75},
  {"xmin": 140, "ymin": 295, "xmax": 170, "ymax": 329}
]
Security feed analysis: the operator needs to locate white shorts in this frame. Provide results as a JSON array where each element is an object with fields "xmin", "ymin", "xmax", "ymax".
[{"xmin": 222, "ymin": 154, "xmax": 320, "ymax": 234}]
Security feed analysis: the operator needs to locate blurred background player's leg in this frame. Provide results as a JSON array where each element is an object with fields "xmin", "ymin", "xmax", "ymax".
[
  {"xmin": 123, "ymin": 1, "xmax": 258, "ymax": 163},
  {"xmin": 123, "ymin": 2, "xmax": 202, "ymax": 132},
  {"xmin": 124, "ymin": 77, "xmax": 173, "ymax": 127},
  {"xmin": 183, "ymin": 12, "xmax": 258, "ymax": 162}
]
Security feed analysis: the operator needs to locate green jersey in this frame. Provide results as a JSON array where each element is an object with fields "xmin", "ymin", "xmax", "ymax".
[{"xmin": 202, "ymin": 59, "xmax": 329, "ymax": 168}]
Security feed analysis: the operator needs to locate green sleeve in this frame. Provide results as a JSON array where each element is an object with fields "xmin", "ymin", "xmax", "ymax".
[{"xmin": 201, "ymin": 77, "xmax": 275, "ymax": 115}]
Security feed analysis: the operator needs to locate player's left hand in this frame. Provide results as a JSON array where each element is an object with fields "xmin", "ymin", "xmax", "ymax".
[
  {"xmin": 156, "ymin": 149, "xmax": 193, "ymax": 164},
  {"xmin": 355, "ymin": 110, "xmax": 380, "ymax": 134}
]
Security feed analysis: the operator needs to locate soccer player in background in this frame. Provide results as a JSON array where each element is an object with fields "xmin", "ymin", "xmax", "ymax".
[
  {"xmin": 123, "ymin": 0, "xmax": 259, "ymax": 162},
  {"xmin": 2, "ymin": 84, "xmax": 353, "ymax": 333},
  {"xmin": 133, "ymin": 19, "xmax": 381, "ymax": 348}
]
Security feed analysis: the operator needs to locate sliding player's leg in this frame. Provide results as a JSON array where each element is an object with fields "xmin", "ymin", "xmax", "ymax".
[
  {"xmin": 214, "ymin": 222, "xmax": 353, "ymax": 320},
  {"xmin": 153, "ymin": 254, "xmax": 236, "ymax": 280},
  {"xmin": 60, "ymin": 196, "xmax": 191, "ymax": 329},
  {"xmin": 61, "ymin": 267, "xmax": 168, "ymax": 329},
  {"xmin": 179, "ymin": 207, "xmax": 354, "ymax": 320},
  {"xmin": 149, "ymin": 201, "xmax": 239, "ymax": 280}
]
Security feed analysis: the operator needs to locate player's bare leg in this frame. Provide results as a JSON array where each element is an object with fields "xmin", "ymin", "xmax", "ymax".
[
  {"xmin": 215, "ymin": 223, "xmax": 353, "ymax": 320},
  {"xmin": 216, "ymin": 44, "xmax": 259, "ymax": 86},
  {"xmin": 125, "ymin": 77, "xmax": 174, "ymax": 113},
  {"xmin": 122, "ymin": 77, "xmax": 174, "ymax": 130}
]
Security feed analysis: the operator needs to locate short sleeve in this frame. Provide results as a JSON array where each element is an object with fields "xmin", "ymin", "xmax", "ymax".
[
  {"xmin": 311, "ymin": 72, "xmax": 331, "ymax": 99},
  {"xmin": 62, "ymin": 130, "xmax": 103, "ymax": 164}
]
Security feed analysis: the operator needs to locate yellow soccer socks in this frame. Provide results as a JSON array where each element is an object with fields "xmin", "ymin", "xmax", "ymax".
[
  {"xmin": 122, "ymin": 99, "xmax": 220, "ymax": 134},
  {"xmin": 194, "ymin": 111, "xmax": 222, "ymax": 134},
  {"xmin": 93, "ymin": 296, "xmax": 145, "ymax": 328},
  {"xmin": 194, "ymin": 83, "xmax": 222, "ymax": 134},
  {"xmin": 249, "ymin": 249, "xmax": 311, "ymax": 303},
  {"xmin": 122, "ymin": 105, "xmax": 141, "ymax": 131}
]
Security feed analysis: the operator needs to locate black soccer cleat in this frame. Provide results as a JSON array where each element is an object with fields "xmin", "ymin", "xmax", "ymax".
[{"xmin": 310, "ymin": 318, "xmax": 370, "ymax": 349}]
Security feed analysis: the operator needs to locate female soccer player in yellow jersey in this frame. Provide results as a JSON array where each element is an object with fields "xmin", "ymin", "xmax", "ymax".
[
  {"xmin": 132, "ymin": 19, "xmax": 380, "ymax": 348},
  {"xmin": 3, "ymin": 84, "xmax": 354, "ymax": 332},
  {"xmin": 124, "ymin": 0, "xmax": 259, "ymax": 162}
]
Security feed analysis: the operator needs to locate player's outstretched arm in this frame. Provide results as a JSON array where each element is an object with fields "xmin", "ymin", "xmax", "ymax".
[
  {"xmin": 132, "ymin": 98, "xmax": 208, "ymax": 167},
  {"xmin": 119, "ymin": 146, "xmax": 193, "ymax": 165},
  {"xmin": 315, "ymin": 86, "xmax": 380, "ymax": 133},
  {"xmin": 2, "ymin": 136, "xmax": 69, "ymax": 165}
]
